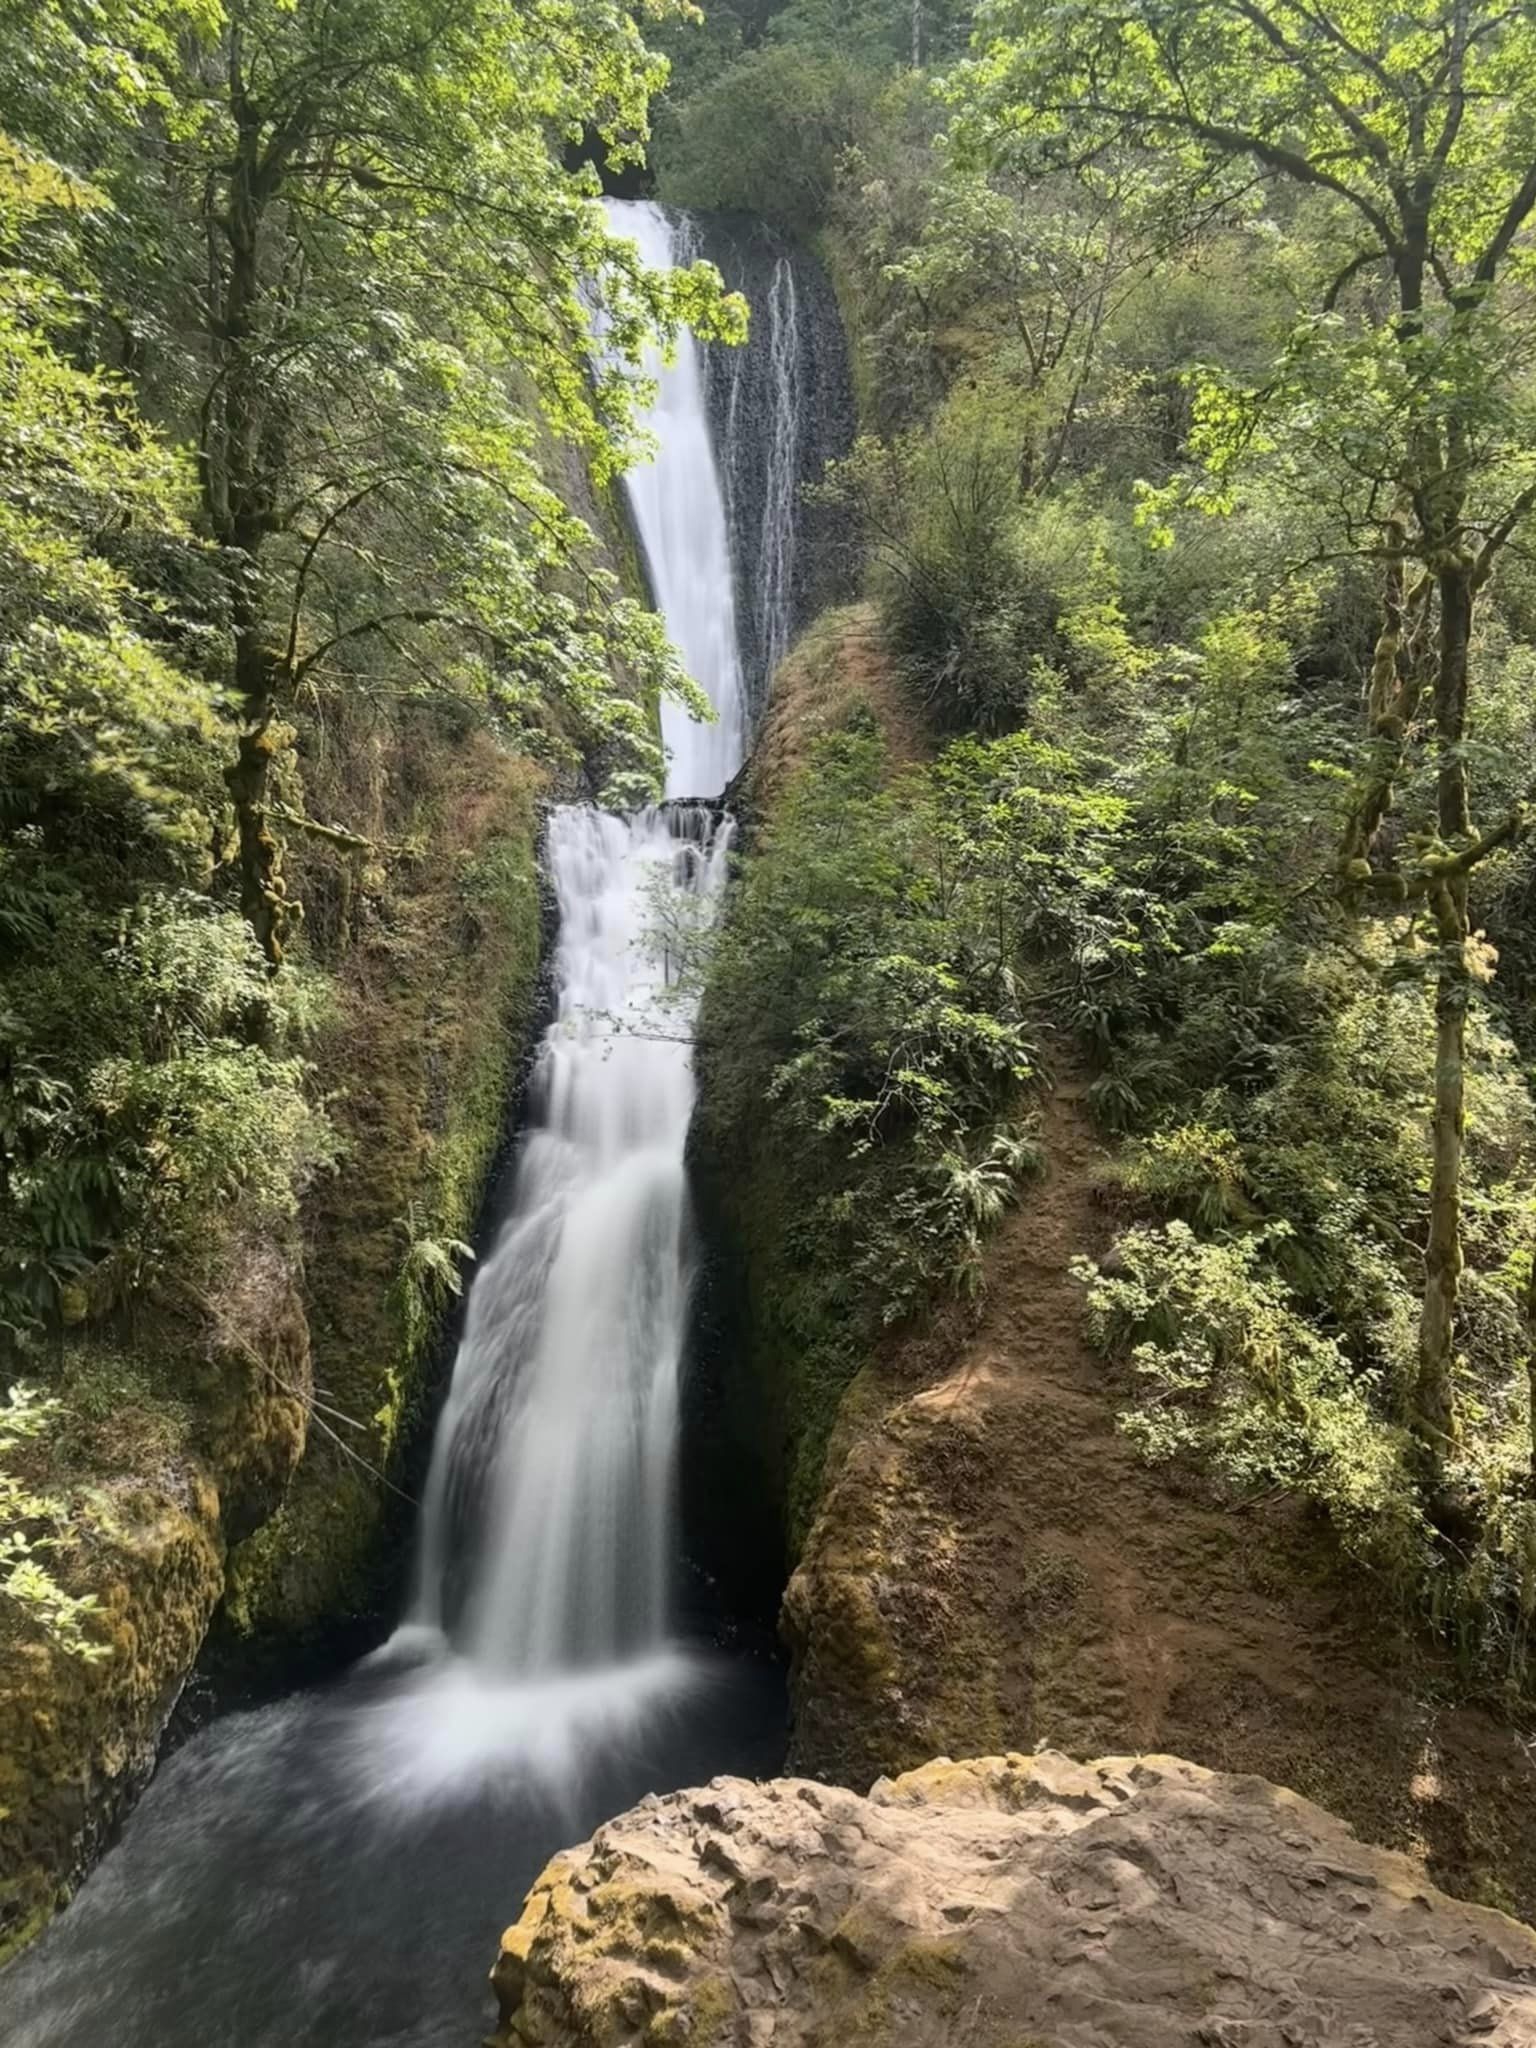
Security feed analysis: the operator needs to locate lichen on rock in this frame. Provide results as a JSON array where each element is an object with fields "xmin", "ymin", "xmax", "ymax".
[{"xmin": 491, "ymin": 1751, "xmax": 1536, "ymax": 2048}]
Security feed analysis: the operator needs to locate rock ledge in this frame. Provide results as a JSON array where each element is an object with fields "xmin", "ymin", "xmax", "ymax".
[{"xmin": 492, "ymin": 1751, "xmax": 1536, "ymax": 2047}]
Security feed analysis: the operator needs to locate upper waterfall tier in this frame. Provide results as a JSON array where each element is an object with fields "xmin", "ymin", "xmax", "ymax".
[
  {"xmin": 605, "ymin": 199, "xmax": 854, "ymax": 790},
  {"xmin": 605, "ymin": 200, "xmax": 748, "ymax": 801},
  {"xmin": 687, "ymin": 212, "xmax": 853, "ymax": 727}
]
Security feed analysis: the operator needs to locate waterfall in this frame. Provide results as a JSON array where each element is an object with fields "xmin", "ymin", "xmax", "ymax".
[
  {"xmin": 0, "ymin": 196, "xmax": 838, "ymax": 2048},
  {"xmin": 403, "ymin": 199, "xmax": 747, "ymax": 1681},
  {"xmin": 756, "ymin": 256, "xmax": 802, "ymax": 694},
  {"xmin": 611, "ymin": 204, "xmax": 747, "ymax": 801},
  {"xmin": 709, "ymin": 253, "xmax": 801, "ymax": 700},
  {"xmin": 689, "ymin": 215, "xmax": 854, "ymax": 721}
]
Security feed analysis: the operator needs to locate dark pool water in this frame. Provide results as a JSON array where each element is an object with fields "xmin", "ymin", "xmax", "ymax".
[{"xmin": 0, "ymin": 1641, "xmax": 784, "ymax": 2047}]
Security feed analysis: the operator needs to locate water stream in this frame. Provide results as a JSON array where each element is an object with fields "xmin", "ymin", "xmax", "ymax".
[{"xmin": 0, "ymin": 199, "xmax": 831, "ymax": 2048}]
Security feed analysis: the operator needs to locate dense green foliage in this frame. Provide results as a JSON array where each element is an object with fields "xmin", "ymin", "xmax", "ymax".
[
  {"xmin": 672, "ymin": 0, "xmax": 1536, "ymax": 1683},
  {"xmin": 693, "ymin": 700, "xmax": 1043, "ymax": 1530},
  {"xmin": 654, "ymin": 0, "xmax": 971, "ymax": 227},
  {"xmin": 0, "ymin": 0, "xmax": 738, "ymax": 1652},
  {"xmin": 702, "ymin": 716, "xmax": 1038, "ymax": 1309},
  {"xmin": 9, "ymin": 0, "xmax": 1536, "ymax": 1705},
  {"xmin": 0, "ymin": 1384, "xmax": 108, "ymax": 1657}
]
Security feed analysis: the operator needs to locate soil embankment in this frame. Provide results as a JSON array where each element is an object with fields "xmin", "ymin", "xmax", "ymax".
[{"xmin": 784, "ymin": 1078, "xmax": 1536, "ymax": 1915}]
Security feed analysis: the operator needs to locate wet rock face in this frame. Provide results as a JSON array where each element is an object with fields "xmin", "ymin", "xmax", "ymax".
[
  {"xmin": 492, "ymin": 1752, "xmax": 1536, "ymax": 2048},
  {"xmin": 0, "ymin": 1468, "xmax": 224, "ymax": 1958},
  {"xmin": 0, "ymin": 1250, "xmax": 309, "ymax": 1960}
]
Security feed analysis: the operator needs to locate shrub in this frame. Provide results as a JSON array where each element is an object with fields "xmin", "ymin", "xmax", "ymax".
[
  {"xmin": 824, "ymin": 400, "xmax": 1114, "ymax": 734},
  {"xmin": 0, "ymin": 1384, "xmax": 106, "ymax": 1658},
  {"xmin": 1, "ymin": 898, "xmax": 335, "ymax": 1341},
  {"xmin": 699, "ymin": 716, "xmax": 1039, "ymax": 1318},
  {"xmin": 1077, "ymin": 1221, "xmax": 1425, "ymax": 1574}
]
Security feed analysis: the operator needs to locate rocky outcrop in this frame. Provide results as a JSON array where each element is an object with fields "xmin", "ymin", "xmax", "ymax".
[
  {"xmin": 0, "ymin": 1465, "xmax": 223, "ymax": 1959},
  {"xmin": 222, "ymin": 724, "xmax": 545, "ymax": 1646},
  {"xmin": 492, "ymin": 1751, "xmax": 1536, "ymax": 2048},
  {"xmin": 0, "ymin": 1252, "xmax": 308, "ymax": 1960}
]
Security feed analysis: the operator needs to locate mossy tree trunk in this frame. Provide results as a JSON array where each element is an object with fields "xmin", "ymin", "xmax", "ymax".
[
  {"xmin": 224, "ymin": 725, "xmax": 295, "ymax": 969},
  {"xmin": 201, "ymin": 23, "xmax": 311, "ymax": 969},
  {"xmin": 1413, "ymin": 559, "xmax": 1476, "ymax": 1485}
]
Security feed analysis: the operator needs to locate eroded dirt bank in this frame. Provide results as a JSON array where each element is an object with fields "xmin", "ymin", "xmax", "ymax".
[
  {"xmin": 692, "ymin": 610, "xmax": 1536, "ymax": 1921},
  {"xmin": 783, "ymin": 1080, "xmax": 1536, "ymax": 1915}
]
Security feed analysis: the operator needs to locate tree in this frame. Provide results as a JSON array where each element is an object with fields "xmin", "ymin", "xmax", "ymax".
[
  {"xmin": 888, "ymin": 162, "xmax": 1211, "ymax": 493},
  {"xmin": 10, "ymin": 0, "xmax": 743, "ymax": 965},
  {"xmin": 0, "ymin": 138, "xmax": 215, "ymax": 870},
  {"xmin": 960, "ymin": 0, "xmax": 1536, "ymax": 1488},
  {"xmin": 0, "ymin": 0, "xmax": 750, "ymax": 1339}
]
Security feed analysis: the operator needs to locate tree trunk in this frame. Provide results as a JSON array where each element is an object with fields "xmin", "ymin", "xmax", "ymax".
[
  {"xmin": 206, "ymin": 33, "xmax": 292, "ymax": 967},
  {"xmin": 1435, "ymin": 558, "xmax": 1474, "ymax": 841},
  {"xmin": 1340, "ymin": 533, "xmax": 1417, "ymax": 878},
  {"xmin": 1412, "ymin": 559, "xmax": 1477, "ymax": 1484},
  {"xmin": 224, "ymin": 725, "xmax": 295, "ymax": 968}
]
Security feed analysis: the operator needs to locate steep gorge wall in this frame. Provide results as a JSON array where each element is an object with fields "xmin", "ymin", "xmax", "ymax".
[
  {"xmin": 684, "ymin": 607, "xmax": 925, "ymax": 1619},
  {"xmin": 220, "ymin": 712, "xmax": 546, "ymax": 1648},
  {"xmin": 690, "ymin": 614, "xmax": 1536, "ymax": 1924},
  {"xmin": 0, "ymin": 702, "xmax": 548, "ymax": 1961},
  {"xmin": 691, "ymin": 214, "xmax": 854, "ymax": 727}
]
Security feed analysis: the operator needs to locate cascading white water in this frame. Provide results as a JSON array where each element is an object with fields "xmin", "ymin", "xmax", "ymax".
[
  {"xmin": 710, "ymin": 246, "xmax": 805, "ymax": 708},
  {"xmin": 758, "ymin": 255, "xmax": 803, "ymax": 688},
  {"xmin": 403, "ymin": 199, "xmax": 746, "ymax": 1685},
  {"xmin": 612, "ymin": 203, "xmax": 747, "ymax": 802},
  {"xmin": 0, "ymin": 195, "xmax": 832, "ymax": 2048},
  {"xmin": 407, "ymin": 808, "xmax": 733, "ymax": 1673}
]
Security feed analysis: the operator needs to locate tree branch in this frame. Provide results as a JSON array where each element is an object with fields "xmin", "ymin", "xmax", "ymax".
[
  {"xmin": 1474, "ymin": 156, "xmax": 1536, "ymax": 285},
  {"xmin": 1047, "ymin": 97, "xmax": 1399, "ymax": 248}
]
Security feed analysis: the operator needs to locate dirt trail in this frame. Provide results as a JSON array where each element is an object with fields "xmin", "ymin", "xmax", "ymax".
[{"xmin": 784, "ymin": 1079, "xmax": 1536, "ymax": 1919}]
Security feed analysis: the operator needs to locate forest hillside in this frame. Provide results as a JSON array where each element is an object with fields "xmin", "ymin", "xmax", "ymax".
[
  {"xmin": 7, "ymin": 0, "xmax": 1536, "ymax": 2024},
  {"xmin": 673, "ymin": 0, "xmax": 1536, "ymax": 1912}
]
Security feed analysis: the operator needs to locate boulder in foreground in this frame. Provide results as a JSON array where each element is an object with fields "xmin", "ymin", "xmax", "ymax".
[{"xmin": 492, "ymin": 1751, "xmax": 1536, "ymax": 2047}]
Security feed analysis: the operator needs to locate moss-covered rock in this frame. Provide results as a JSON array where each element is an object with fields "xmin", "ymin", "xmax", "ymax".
[
  {"xmin": 684, "ymin": 607, "xmax": 934, "ymax": 1611},
  {"xmin": 0, "ymin": 707, "xmax": 548, "ymax": 1958},
  {"xmin": 0, "ymin": 1249, "xmax": 310, "ymax": 1962},
  {"xmin": 489, "ymin": 1753, "xmax": 1536, "ymax": 2048},
  {"xmin": 0, "ymin": 1468, "xmax": 222, "ymax": 1961},
  {"xmin": 225, "ymin": 723, "xmax": 545, "ymax": 1644}
]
